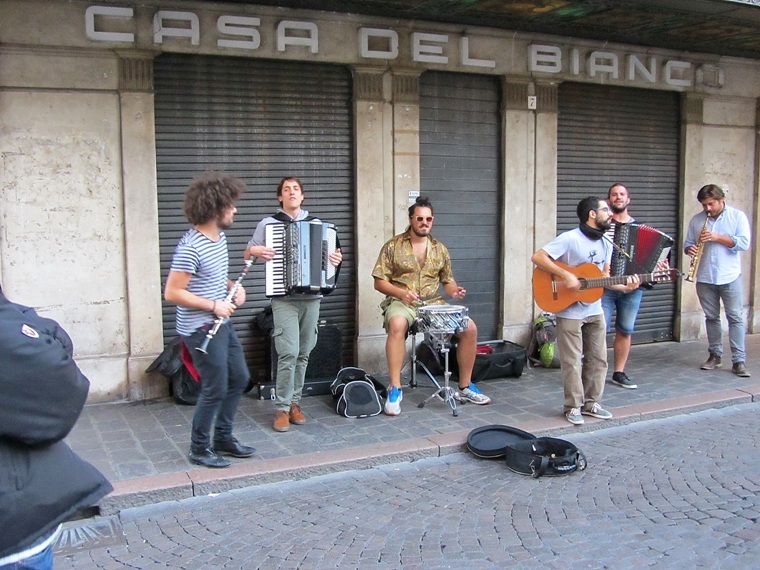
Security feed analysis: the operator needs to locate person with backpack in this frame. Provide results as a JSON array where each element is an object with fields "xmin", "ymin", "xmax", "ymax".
[
  {"xmin": 0, "ymin": 286, "xmax": 112, "ymax": 568},
  {"xmin": 245, "ymin": 177, "xmax": 343, "ymax": 432},
  {"xmin": 531, "ymin": 196, "xmax": 639, "ymax": 425}
]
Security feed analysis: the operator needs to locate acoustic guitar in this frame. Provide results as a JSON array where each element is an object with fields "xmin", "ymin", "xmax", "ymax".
[{"xmin": 532, "ymin": 261, "xmax": 679, "ymax": 313}]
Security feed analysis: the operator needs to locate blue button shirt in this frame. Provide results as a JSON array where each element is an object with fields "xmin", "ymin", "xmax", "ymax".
[{"xmin": 684, "ymin": 205, "xmax": 750, "ymax": 285}]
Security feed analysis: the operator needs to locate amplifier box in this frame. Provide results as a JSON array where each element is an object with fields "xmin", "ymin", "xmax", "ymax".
[{"xmin": 258, "ymin": 323, "xmax": 342, "ymax": 400}]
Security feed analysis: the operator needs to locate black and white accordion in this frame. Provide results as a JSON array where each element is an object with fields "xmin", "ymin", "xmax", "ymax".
[
  {"xmin": 265, "ymin": 220, "xmax": 338, "ymax": 297},
  {"xmin": 611, "ymin": 222, "xmax": 674, "ymax": 276}
]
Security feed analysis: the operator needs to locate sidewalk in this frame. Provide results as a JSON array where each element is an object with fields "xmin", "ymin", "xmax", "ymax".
[{"xmin": 67, "ymin": 335, "xmax": 760, "ymax": 514}]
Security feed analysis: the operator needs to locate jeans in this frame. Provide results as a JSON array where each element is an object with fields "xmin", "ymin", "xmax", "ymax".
[
  {"xmin": 696, "ymin": 277, "xmax": 746, "ymax": 363},
  {"xmin": 556, "ymin": 314, "xmax": 608, "ymax": 411},
  {"xmin": 184, "ymin": 321, "xmax": 250, "ymax": 452},
  {"xmin": 0, "ymin": 540, "xmax": 54, "ymax": 570},
  {"xmin": 601, "ymin": 288, "xmax": 643, "ymax": 335},
  {"xmin": 271, "ymin": 297, "xmax": 320, "ymax": 411}
]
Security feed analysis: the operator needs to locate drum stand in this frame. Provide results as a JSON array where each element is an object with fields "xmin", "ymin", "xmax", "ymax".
[{"xmin": 410, "ymin": 326, "xmax": 458, "ymax": 417}]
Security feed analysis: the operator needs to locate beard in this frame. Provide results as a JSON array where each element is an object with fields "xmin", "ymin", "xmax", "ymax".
[
  {"xmin": 610, "ymin": 203, "xmax": 627, "ymax": 214},
  {"xmin": 596, "ymin": 218, "xmax": 612, "ymax": 232},
  {"xmin": 411, "ymin": 227, "xmax": 430, "ymax": 238}
]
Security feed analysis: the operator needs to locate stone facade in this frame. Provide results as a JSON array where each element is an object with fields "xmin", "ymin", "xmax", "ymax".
[{"xmin": 1, "ymin": 0, "xmax": 757, "ymax": 401}]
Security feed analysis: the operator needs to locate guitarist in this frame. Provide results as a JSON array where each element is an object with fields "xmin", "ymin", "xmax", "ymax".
[{"xmin": 531, "ymin": 196, "xmax": 639, "ymax": 426}]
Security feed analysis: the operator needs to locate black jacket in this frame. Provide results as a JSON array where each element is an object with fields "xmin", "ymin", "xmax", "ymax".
[{"xmin": 0, "ymin": 290, "xmax": 112, "ymax": 559}]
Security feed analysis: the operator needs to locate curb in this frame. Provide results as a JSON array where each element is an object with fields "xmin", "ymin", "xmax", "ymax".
[{"xmin": 98, "ymin": 384, "xmax": 760, "ymax": 515}]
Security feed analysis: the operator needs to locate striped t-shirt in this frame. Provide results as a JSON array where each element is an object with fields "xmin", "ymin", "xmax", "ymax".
[{"xmin": 170, "ymin": 228, "xmax": 229, "ymax": 336}]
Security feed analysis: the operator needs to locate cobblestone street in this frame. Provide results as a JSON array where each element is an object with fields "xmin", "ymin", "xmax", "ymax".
[{"xmin": 57, "ymin": 402, "xmax": 760, "ymax": 569}]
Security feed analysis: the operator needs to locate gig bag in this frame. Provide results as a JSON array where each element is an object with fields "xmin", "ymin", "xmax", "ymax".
[
  {"xmin": 330, "ymin": 367, "xmax": 387, "ymax": 419},
  {"xmin": 504, "ymin": 437, "xmax": 587, "ymax": 478}
]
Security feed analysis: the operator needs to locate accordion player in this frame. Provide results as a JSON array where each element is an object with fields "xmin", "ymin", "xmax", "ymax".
[
  {"xmin": 265, "ymin": 219, "xmax": 339, "ymax": 297},
  {"xmin": 610, "ymin": 222, "xmax": 674, "ymax": 277}
]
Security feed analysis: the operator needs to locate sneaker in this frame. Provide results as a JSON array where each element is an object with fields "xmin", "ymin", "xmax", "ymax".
[
  {"xmin": 273, "ymin": 410, "xmax": 290, "ymax": 432},
  {"xmin": 384, "ymin": 386, "xmax": 403, "ymax": 416},
  {"xmin": 565, "ymin": 408, "xmax": 584, "ymax": 425},
  {"xmin": 732, "ymin": 362, "xmax": 751, "ymax": 378},
  {"xmin": 611, "ymin": 371, "xmax": 637, "ymax": 389},
  {"xmin": 581, "ymin": 402, "xmax": 613, "ymax": 420},
  {"xmin": 700, "ymin": 353, "xmax": 722, "ymax": 370},
  {"xmin": 289, "ymin": 403, "xmax": 306, "ymax": 425},
  {"xmin": 457, "ymin": 384, "xmax": 492, "ymax": 405}
]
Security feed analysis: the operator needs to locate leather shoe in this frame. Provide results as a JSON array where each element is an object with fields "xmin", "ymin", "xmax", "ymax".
[
  {"xmin": 700, "ymin": 353, "xmax": 722, "ymax": 370},
  {"xmin": 289, "ymin": 403, "xmax": 306, "ymax": 425},
  {"xmin": 188, "ymin": 448, "xmax": 231, "ymax": 469},
  {"xmin": 213, "ymin": 438, "xmax": 256, "ymax": 458},
  {"xmin": 273, "ymin": 410, "xmax": 290, "ymax": 432},
  {"xmin": 732, "ymin": 362, "xmax": 751, "ymax": 378}
]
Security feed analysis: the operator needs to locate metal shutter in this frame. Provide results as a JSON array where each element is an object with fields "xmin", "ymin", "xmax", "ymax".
[
  {"xmin": 154, "ymin": 54, "xmax": 355, "ymax": 383},
  {"xmin": 557, "ymin": 82, "xmax": 680, "ymax": 342},
  {"xmin": 419, "ymin": 72, "xmax": 502, "ymax": 340}
]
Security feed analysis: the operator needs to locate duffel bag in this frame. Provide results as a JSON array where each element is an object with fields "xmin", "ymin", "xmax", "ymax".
[{"xmin": 505, "ymin": 437, "xmax": 587, "ymax": 478}]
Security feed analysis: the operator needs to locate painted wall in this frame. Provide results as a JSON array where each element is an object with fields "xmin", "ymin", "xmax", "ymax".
[{"xmin": 1, "ymin": 0, "xmax": 757, "ymax": 400}]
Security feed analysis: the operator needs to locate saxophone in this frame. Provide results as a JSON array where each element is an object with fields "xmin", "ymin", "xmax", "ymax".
[{"xmin": 685, "ymin": 214, "xmax": 710, "ymax": 282}]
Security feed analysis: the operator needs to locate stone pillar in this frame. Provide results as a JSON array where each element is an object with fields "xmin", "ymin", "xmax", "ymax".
[
  {"xmin": 750, "ymin": 98, "xmax": 760, "ymax": 334},
  {"xmin": 118, "ymin": 53, "xmax": 167, "ymax": 400},
  {"xmin": 390, "ymin": 69, "xmax": 422, "ymax": 234},
  {"xmin": 353, "ymin": 67, "xmax": 392, "ymax": 374},
  {"xmin": 500, "ymin": 79, "xmax": 538, "ymax": 343},
  {"xmin": 678, "ymin": 93, "xmax": 706, "ymax": 342}
]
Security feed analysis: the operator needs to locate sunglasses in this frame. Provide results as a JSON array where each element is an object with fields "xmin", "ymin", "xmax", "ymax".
[{"xmin": 413, "ymin": 216, "xmax": 434, "ymax": 223}]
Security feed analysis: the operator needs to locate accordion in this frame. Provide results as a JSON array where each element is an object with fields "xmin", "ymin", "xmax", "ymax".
[
  {"xmin": 611, "ymin": 223, "xmax": 674, "ymax": 276},
  {"xmin": 265, "ymin": 220, "xmax": 338, "ymax": 297}
]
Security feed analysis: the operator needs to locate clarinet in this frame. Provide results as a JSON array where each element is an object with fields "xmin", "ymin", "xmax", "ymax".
[{"xmin": 196, "ymin": 259, "xmax": 253, "ymax": 354}]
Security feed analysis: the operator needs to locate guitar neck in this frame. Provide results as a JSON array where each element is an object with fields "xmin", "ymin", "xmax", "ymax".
[{"xmin": 580, "ymin": 272, "xmax": 656, "ymax": 290}]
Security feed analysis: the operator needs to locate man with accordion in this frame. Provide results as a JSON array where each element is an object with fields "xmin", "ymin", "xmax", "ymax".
[
  {"xmin": 602, "ymin": 183, "xmax": 671, "ymax": 390},
  {"xmin": 246, "ymin": 177, "xmax": 343, "ymax": 433}
]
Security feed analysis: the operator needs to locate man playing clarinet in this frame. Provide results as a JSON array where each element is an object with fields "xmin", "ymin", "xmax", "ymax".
[{"xmin": 164, "ymin": 171, "xmax": 256, "ymax": 468}]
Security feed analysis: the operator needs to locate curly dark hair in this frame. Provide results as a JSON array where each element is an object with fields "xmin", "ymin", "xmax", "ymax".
[{"xmin": 183, "ymin": 171, "xmax": 245, "ymax": 225}]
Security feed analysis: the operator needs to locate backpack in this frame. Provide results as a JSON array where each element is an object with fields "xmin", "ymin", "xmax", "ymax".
[
  {"xmin": 528, "ymin": 312, "xmax": 561, "ymax": 368},
  {"xmin": 330, "ymin": 367, "xmax": 387, "ymax": 418}
]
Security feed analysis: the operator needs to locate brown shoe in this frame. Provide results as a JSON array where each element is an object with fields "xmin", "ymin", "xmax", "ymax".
[
  {"xmin": 289, "ymin": 403, "xmax": 306, "ymax": 425},
  {"xmin": 273, "ymin": 410, "xmax": 290, "ymax": 432},
  {"xmin": 732, "ymin": 362, "xmax": 751, "ymax": 378},
  {"xmin": 700, "ymin": 353, "xmax": 722, "ymax": 370}
]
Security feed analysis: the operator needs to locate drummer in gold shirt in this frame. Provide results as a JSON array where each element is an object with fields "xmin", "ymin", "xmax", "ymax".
[{"xmin": 372, "ymin": 196, "xmax": 492, "ymax": 416}]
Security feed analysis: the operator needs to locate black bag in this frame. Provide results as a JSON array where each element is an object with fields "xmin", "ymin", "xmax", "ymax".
[
  {"xmin": 504, "ymin": 437, "xmax": 587, "ymax": 478},
  {"xmin": 146, "ymin": 337, "xmax": 200, "ymax": 406},
  {"xmin": 466, "ymin": 424, "xmax": 587, "ymax": 479},
  {"xmin": 330, "ymin": 367, "xmax": 387, "ymax": 418},
  {"xmin": 450, "ymin": 340, "xmax": 527, "ymax": 382}
]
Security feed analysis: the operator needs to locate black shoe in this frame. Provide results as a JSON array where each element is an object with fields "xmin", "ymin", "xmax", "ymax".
[
  {"xmin": 213, "ymin": 438, "xmax": 256, "ymax": 458},
  {"xmin": 188, "ymin": 448, "xmax": 231, "ymax": 468},
  {"xmin": 611, "ymin": 371, "xmax": 637, "ymax": 389}
]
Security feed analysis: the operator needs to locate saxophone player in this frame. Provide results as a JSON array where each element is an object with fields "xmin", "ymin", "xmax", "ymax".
[{"xmin": 684, "ymin": 184, "xmax": 751, "ymax": 377}]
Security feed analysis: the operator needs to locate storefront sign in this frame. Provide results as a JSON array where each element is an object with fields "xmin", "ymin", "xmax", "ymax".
[{"xmin": 85, "ymin": 5, "xmax": 711, "ymax": 87}]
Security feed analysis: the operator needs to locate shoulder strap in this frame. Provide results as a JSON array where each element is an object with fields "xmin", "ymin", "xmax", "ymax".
[{"xmin": 272, "ymin": 212, "xmax": 316, "ymax": 223}]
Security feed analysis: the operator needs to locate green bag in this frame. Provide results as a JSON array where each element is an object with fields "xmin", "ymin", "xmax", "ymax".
[{"xmin": 529, "ymin": 313, "xmax": 561, "ymax": 368}]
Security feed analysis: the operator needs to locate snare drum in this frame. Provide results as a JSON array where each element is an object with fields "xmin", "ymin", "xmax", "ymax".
[{"xmin": 416, "ymin": 304, "xmax": 469, "ymax": 334}]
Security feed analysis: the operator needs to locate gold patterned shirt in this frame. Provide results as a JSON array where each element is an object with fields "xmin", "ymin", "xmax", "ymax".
[{"xmin": 371, "ymin": 230, "xmax": 454, "ymax": 306}]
